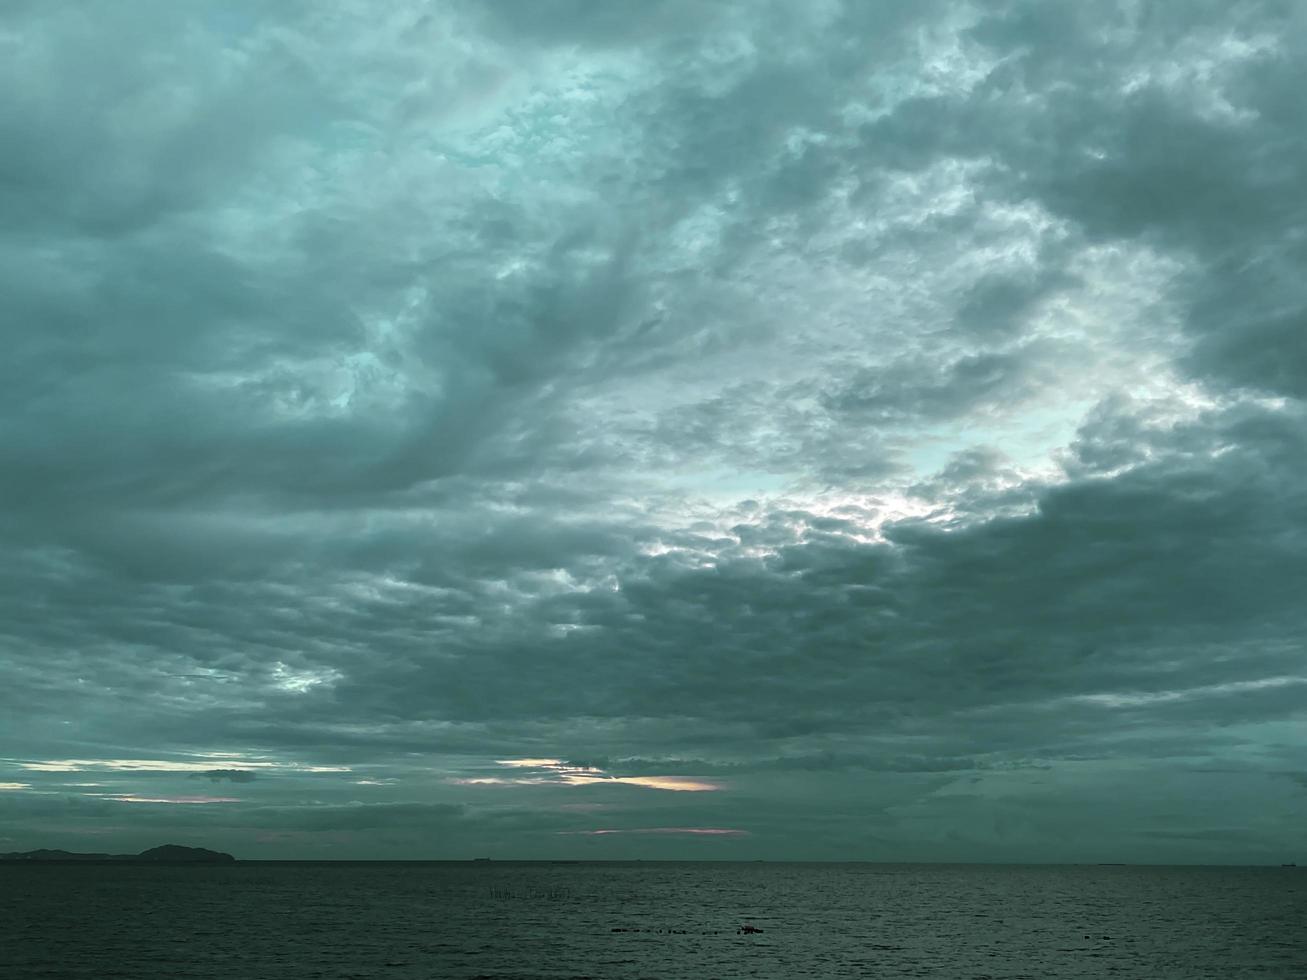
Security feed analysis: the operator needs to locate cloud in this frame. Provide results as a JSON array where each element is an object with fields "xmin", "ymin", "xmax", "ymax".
[
  {"xmin": 563, "ymin": 828, "xmax": 748, "ymax": 837},
  {"xmin": 1, "ymin": 0, "xmax": 1305, "ymax": 861},
  {"xmin": 111, "ymin": 795, "xmax": 242, "ymax": 805},
  {"xmin": 478, "ymin": 759, "xmax": 720, "ymax": 792}
]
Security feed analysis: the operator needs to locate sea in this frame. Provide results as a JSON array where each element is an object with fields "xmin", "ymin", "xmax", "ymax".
[{"xmin": 1, "ymin": 861, "xmax": 1303, "ymax": 979}]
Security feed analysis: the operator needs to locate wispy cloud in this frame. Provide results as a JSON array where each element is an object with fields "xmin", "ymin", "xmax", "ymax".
[
  {"xmin": 495, "ymin": 759, "xmax": 566, "ymax": 769},
  {"xmin": 10, "ymin": 758, "xmax": 346, "ymax": 774},
  {"xmin": 466, "ymin": 759, "xmax": 720, "ymax": 792},
  {"xmin": 562, "ymin": 828, "xmax": 749, "ymax": 837},
  {"xmin": 109, "ymin": 794, "xmax": 242, "ymax": 805}
]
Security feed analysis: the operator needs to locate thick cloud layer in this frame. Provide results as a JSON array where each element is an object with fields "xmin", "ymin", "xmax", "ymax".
[{"xmin": 2, "ymin": 0, "xmax": 1304, "ymax": 862}]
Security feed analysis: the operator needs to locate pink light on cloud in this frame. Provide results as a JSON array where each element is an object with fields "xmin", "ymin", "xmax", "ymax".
[
  {"xmin": 563, "ymin": 827, "xmax": 748, "ymax": 836},
  {"xmin": 616, "ymin": 775, "xmax": 718, "ymax": 792},
  {"xmin": 560, "ymin": 774, "xmax": 720, "ymax": 792},
  {"xmin": 486, "ymin": 759, "xmax": 721, "ymax": 792}
]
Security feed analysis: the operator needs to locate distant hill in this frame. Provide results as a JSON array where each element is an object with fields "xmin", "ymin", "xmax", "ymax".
[{"xmin": 0, "ymin": 844, "xmax": 235, "ymax": 863}]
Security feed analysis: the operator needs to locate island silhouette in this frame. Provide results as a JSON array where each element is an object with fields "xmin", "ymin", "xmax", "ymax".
[{"xmin": 0, "ymin": 844, "xmax": 235, "ymax": 863}]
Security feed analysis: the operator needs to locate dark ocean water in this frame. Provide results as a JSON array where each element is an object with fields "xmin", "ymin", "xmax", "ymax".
[{"xmin": 1, "ymin": 861, "xmax": 1303, "ymax": 979}]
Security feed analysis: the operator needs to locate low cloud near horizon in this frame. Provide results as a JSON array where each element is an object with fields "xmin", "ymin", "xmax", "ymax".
[{"xmin": 2, "ymin": 0, "xmax": 1305, "ymax": 863}]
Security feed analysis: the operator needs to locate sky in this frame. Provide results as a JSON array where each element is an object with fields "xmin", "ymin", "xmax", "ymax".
[{"xmin": 2, "ymin": 0, "xmax": 1305, "ymax": 863}]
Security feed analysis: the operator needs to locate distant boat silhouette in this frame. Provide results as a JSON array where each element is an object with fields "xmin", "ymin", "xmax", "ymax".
[{"xmin": 472, "ymin": 857, "xmax": 492, "ymax": 862}]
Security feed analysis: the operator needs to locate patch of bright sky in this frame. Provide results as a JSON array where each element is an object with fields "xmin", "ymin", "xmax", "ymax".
[
  {"xmin": 485, "ymin": 759, "xmax": 720, "ymax": 792},
  {"xmin": 645, "ymin": 230, "xmax": 1202, "ymax": 532},
  {"xmin": 270, "ymin": 661, "xmax": 343, "ymax": 694}
]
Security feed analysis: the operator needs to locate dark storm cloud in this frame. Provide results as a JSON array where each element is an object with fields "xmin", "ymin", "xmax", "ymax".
[
  {"xmin": 859, "ymin": 0, "xmax": 1307, "ymax": 401},
  {"xmin": 2, "ymin": 0, "xmax": 1305, "ymax": 861}
]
